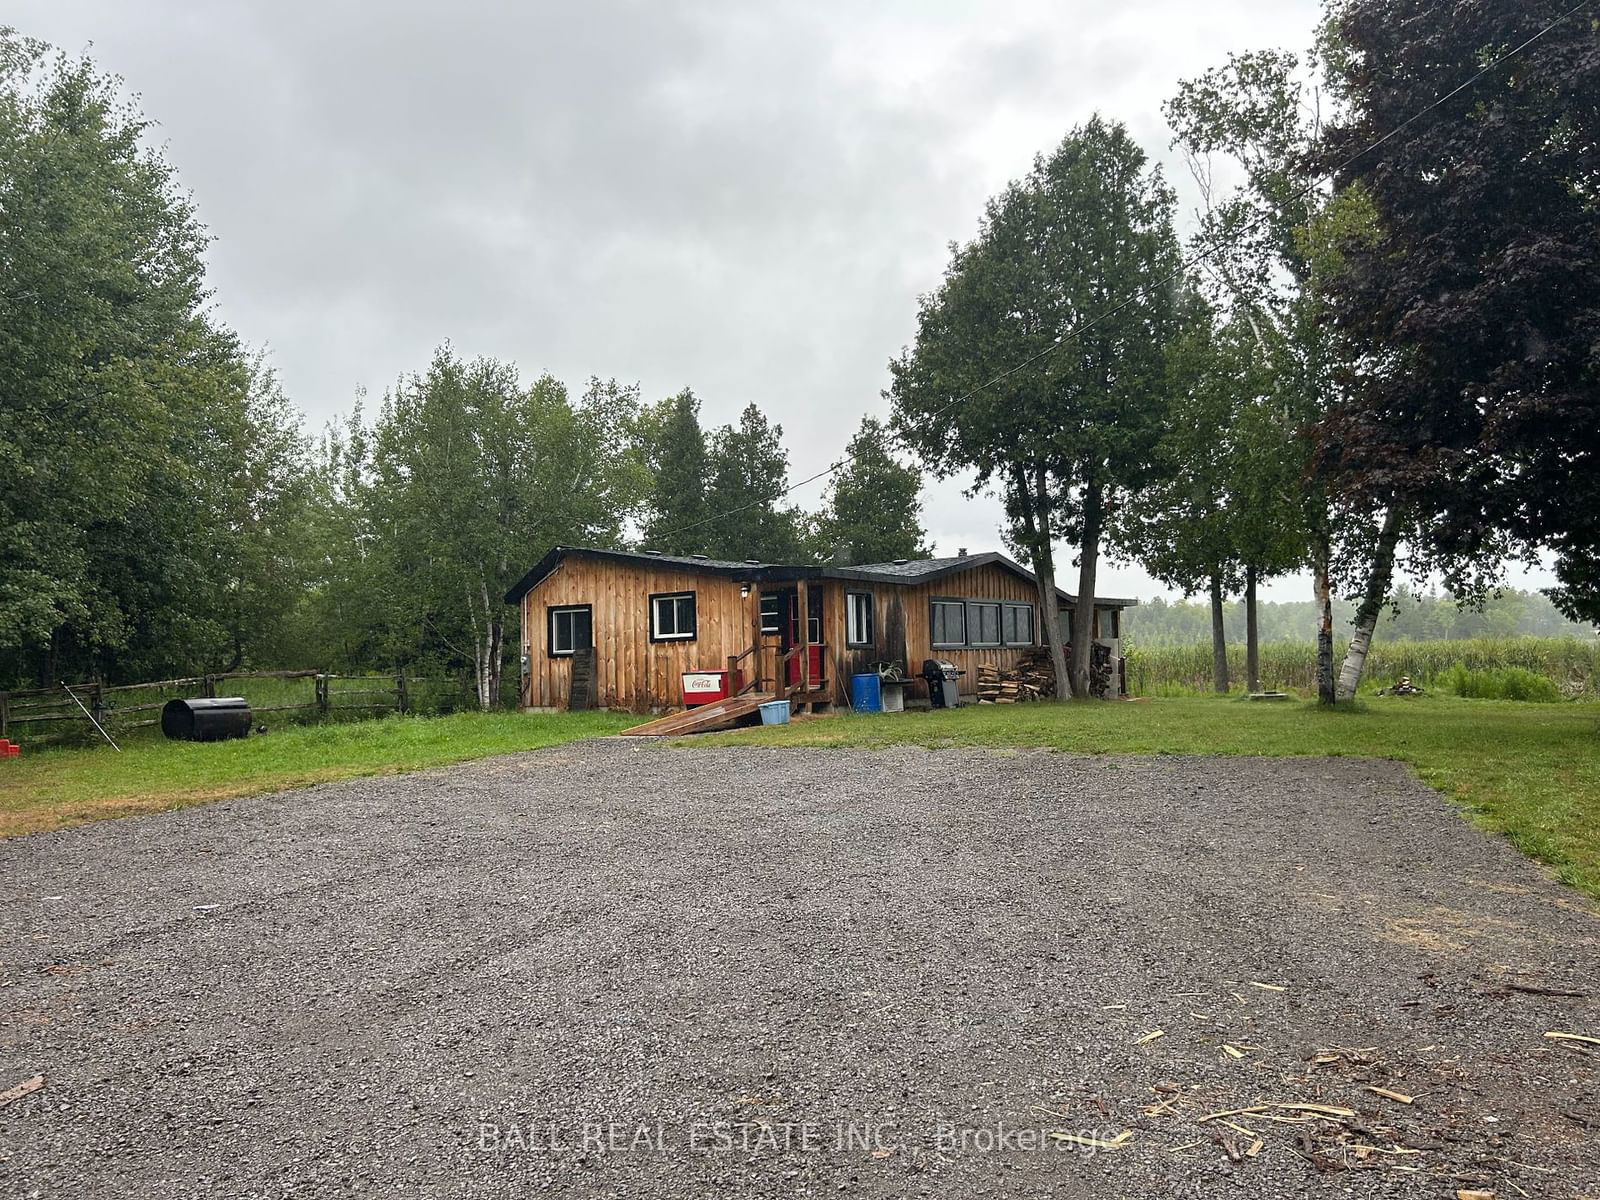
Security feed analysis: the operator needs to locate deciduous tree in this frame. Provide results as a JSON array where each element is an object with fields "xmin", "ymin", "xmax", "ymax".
[
  {"xmin": 1313, "ymin": 0, "xmax": 1600, "ymax": 625},
  {"xmin": 892, "ymin": 117, "xmax": 1180, "ymax": 698}
]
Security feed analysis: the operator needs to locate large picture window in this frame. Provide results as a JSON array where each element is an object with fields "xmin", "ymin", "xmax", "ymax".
[
  {"xmin": 548, "ymin": 605, "xmax": 592, "ymax": 656},
  {"xmin": 969, "ymin": 601, "xmax": 1002, "ymax": 647},
  {"xmin": 930, "ymin": 600, "xmax": 966, "ymax": 648},
  {"xmin": 1003, "ymin": 603, "xmax": 1035, "ymax": 646},
  {"xmin": 650, "ymin": 592, "xmax": 696, "ymax": 641},
  {"xmin": 846, "ymin": 592, "xmax": 874, "ymax": 646}
]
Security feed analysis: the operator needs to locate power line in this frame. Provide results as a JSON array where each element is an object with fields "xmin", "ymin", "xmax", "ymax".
[{"xmin": 653, "ymin": 0, "xmax": 1593, "ymax": 547}]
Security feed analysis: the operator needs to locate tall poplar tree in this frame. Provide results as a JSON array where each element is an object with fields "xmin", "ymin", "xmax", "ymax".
[{"xmin": 0, "ymin": 32, "xmax": 308, "ymax": 685}]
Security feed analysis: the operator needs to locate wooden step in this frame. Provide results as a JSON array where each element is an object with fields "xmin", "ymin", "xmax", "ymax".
[{"xmin": 618, "ymin": 693, "xmax": 776, "ymax": 737}]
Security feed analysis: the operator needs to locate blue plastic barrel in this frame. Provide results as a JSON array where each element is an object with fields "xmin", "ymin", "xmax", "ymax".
[
  {"xmin": 850, "ymin": 673, "xmax": 883, "ymax": 713},
  {"xmin": 759, "ymin": 700, "xmax": 791, "ymax": 725}
]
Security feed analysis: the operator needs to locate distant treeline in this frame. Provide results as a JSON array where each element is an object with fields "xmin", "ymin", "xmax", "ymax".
[{"xmin": 1124, "ymin": 587, "xmax": 1597, "ymax": 648}]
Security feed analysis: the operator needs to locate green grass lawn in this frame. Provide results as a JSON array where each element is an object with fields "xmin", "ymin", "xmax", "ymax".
[
  {"xmin": 0, "ymin": 710, "xmax": 634, "ymax": 837},
  {"xmin": 710, "ymin": 696, "xmax": 1600, "ymax": 901}
]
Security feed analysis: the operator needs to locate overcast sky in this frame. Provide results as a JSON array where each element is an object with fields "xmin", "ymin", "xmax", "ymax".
[{"xmin": 13, "ymin": 0, "xmax": 1558, "ymax": 603}]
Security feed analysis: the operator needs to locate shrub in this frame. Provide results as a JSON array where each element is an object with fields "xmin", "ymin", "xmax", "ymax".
[
  {"xmin": 1442, "ymin": 664, "xmax": 1564, "ymax": 703},
  {"xmin": 1122, "ymin": 635, "xmax": 1598, "ymax": 699}
]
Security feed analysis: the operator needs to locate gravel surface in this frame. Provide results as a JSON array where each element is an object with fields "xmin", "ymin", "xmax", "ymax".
[{"xmin": 2, "ymin": 740, "xmax": 1598, "ymax": 1199}]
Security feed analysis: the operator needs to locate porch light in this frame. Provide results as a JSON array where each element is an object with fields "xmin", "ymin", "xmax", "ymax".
[{"xmin": 740, "ymin": 583, "xmax": 751, "ymax": 599}]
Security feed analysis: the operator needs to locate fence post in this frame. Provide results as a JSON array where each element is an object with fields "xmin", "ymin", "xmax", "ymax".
[
  {"xmin": 316, "ymin": 674, "xmax": 329, "ymax": 719},
  {"xmin": 91, "ymin": 677, "xmax": 107, "ymax": 727},
  {"xmin": 395, "ymin": 671, "xmax": 409, "ymax": 715},
  {"xmin": 0, "ymin": 691, "xmax": 7, "ymax": 739},
  {"xmin": 201, "ymin": 673, "xmax": 215, "ymax": 699}
]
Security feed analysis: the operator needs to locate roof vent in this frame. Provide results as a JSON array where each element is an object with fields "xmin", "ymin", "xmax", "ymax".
[
  {"xmin": 893, "ymin": 558, "xmax": 909, "ymax": 565},
  {"xmin": 645, "ymin": 549, "xmax": 662, "ymax": 555},
  {"xmin": 691, "ymin": 553, "xmax": 709, "ymax": 560},
  {"xmin": 957, "ymin": 548, "xmax": 968, "ymax": 557}
]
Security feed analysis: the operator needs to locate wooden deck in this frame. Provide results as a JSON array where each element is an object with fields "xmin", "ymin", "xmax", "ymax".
[{"xmin": 617, "ymin": 693, "xmax": 777, "ymax": 737}]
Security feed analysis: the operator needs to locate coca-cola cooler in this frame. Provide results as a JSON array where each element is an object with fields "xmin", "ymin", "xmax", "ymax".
[{"xmin": 681, "ymin": 669, "xmax": 744, "ymax": 707}]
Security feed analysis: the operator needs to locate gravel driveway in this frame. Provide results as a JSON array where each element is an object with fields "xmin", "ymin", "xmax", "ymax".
[{"xmin": 2, "ymin": 741, "xmax": 1597, "ymax": 1199}]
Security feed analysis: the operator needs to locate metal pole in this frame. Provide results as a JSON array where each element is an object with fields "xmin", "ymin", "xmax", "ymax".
[{"xmin": 61, "ymin": 682, "xmax": 120, "ymax": 752}]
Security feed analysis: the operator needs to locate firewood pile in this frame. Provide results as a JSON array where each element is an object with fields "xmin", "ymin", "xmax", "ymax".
[
  {"xmin": 976, "ymin": 651, "xmax": 1056, "ymax": 703},
  {"xmin": 975, "ymin": 643, "xmax": 1117, "ymax": 702}
]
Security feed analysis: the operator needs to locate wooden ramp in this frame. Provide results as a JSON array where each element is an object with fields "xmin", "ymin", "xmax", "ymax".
[{"xmin": 618, "ymin": 693, "xmax": 776, "ymax": 737}]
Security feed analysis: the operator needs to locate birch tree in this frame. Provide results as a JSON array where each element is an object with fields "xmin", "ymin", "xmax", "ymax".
[
  {"xmin": 1166, "ymin": 51, "xmax": 1389, "ymax": 703},
  {"xmin": 365, "ymin": 350, "xmax": 649, "ymax": 708}
]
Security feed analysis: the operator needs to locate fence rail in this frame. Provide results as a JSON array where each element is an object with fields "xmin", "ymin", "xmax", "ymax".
[{"xmin": 0, "ymin": 670, "xmax": 472, "ymax": 743}]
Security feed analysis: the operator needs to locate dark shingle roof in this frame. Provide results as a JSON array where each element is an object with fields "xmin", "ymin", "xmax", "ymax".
[
  {"xmin": 846, "ymin": 554, "xmax": 997, "ymax": 579},
  {"xmin": 503, "ymin": 545, "xmax": 1138, "ymax": 606}
]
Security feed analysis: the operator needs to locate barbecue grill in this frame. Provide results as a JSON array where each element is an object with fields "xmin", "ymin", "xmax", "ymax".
[{"xmin": 920, "ymin": 658, "xmax": 964, "ymax": 709}]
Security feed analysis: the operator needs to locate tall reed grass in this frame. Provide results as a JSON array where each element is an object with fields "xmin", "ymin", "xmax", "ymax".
[{"xmin": 1122, "ymin": 636, "xmax": 1600, "ymax": 699}]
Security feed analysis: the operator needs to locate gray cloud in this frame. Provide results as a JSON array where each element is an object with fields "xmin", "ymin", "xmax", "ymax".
[{"xmin": 27, "ymin": 0, "xmax": 1551, "ymax": 603}]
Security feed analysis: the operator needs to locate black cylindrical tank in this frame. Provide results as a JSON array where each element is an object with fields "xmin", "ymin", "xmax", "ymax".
[{"xmin": 160, "ymin": 697, "xmax": 252, "ymax": 742}]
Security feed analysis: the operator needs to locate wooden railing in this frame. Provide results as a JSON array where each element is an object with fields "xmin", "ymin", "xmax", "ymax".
[
  {"xmin": 774, "ymin": 643, "xmax": 828, "ymax": 701},
  {"xmin": 727, "ymin": 644, "xmax": 763, "ymax": 695}
]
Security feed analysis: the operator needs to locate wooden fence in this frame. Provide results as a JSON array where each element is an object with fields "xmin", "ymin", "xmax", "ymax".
[{"xmin": 0, "ymin": 670, "xmax": 472, "ymax": 743}]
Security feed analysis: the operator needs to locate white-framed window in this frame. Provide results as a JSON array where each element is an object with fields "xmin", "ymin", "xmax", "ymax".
[
  {"xmin": 1003, "ymin": 603, "xmax": 1035, "ymax": 646},
  {"xmin": 548, "ymin": 605, "xmax": 592, "ymax": 656},
  {"xmin": 759, "ymin": 593, "xmax": 782, "ymax": 634},
  {"xmin": 930, "ymin": 600, "xmax": 966, "ymax": 647},
  {"xmin": 650, "ymin": 592, "xmax": 696, "ymax": 641},
  {"xmin": 969, "ymin": 601, "xmax": 1002, "ymax": 646},
  {"xmin": 846, "ymin": 592, "xmax": 874, "ymax": 646}
]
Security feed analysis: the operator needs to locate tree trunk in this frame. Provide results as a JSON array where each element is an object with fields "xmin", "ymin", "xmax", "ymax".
[
  {"xmin": 470, "ymin": 578, "xmax": 501, "ymax": 711},
  {"xmin": 1336, "ymin": 506, "xmax": 1404, "ymax": 701},
  {"xmin": 1245, "ymin": 563, "xmax": 1261, "ymax": 695},
  {"xmin": 1069, "ymin": 485, "xmax": 1102, "ymax": 699},
  {"xmin": 1033, "ymin": 558, "xmax": 1071, "ymax": 701},
  {"xmin": 1209, "ymin": 573, "xmax": 1230, "ymax": 694},
  {"xmin": 1012, "ymin": 463, "xmax": 1072, "ymax": 699},
  {"xmin": 1312, "ymin": 529, "xmax": 1336, "ymax": 706},
  {"xmin": 486, "ymin": 615, "xmax": 504, "ymax": 710}
]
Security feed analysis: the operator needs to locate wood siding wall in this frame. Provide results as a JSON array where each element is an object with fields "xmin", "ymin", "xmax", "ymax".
[
  {"xmin": 519, "ymin": 555, "xmax": 1128, "ymax": 709},
  {"xmin": 900, "ymin": 562, "xmax": 1046, "ymax": 696},
  {"xmin": 521, "ymin": 559, "xmax": 758, "ymax": 711}
]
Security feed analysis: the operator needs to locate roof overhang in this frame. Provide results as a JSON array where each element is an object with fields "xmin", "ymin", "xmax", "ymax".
[
  {"xmin": 502, "ymin": 546, "xmax": 820, "ymax": 605},
  {"xmin": 504, "ymin": 545, "xmax": 1139, "ymax": 608}
]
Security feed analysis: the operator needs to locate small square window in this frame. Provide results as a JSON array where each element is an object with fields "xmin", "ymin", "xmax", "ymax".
[
  {"xmin": 549, "ymin": 605, "xmax": 592, "ymax": 656},
  {"xmin": 651, "ymin": 592, "xmax": 696, "ymax": 641},
  {"xmin": 846, "ymin": 592, "xmax": 874, "ymax": 646}
]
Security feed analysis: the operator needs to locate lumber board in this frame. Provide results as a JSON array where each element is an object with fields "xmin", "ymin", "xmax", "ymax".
[{"xmin": 618, "ymin": 693, "xmax": 774, "ymax": 737}]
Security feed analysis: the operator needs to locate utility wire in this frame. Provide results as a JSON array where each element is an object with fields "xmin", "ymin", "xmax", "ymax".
[{"xmin": 652, "ymin": 0, "xmax": 1593, "ymax": 548}]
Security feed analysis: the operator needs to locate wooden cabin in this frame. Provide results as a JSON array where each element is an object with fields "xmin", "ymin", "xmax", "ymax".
[{"xmin": 503, "ymin": 547, "xmax": 1137, "ymax": 712}]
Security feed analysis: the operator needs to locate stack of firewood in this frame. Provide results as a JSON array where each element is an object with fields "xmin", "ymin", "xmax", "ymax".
[
  {"xmin": 976, "ymin": 651, "xmax": 1056, "ymax": 703},
  {"xmin": 976, "ymin": 644, "xmax": 1118, "ymax": 702}
]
